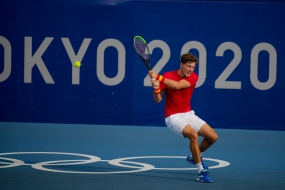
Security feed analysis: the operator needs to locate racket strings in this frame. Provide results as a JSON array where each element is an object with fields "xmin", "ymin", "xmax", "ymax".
[{"xmin": 134, "ymin": 39, "xmax": 150, "ymax": 60}]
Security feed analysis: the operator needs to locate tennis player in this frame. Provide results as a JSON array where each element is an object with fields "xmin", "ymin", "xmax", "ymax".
[{"xmin": 148, "ymin": 52, "xmax": 218, "ymax": 183}]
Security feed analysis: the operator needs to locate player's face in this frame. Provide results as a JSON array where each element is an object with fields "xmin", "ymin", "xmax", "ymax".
[{"xmin": 180, "ymin": 62, "xmax": 196, "ymax": 78}]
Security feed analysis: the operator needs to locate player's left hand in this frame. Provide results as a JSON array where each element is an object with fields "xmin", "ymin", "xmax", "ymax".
[{"xmin": 151, "ymin": 78, "xmax": 159, "ymax": 88}]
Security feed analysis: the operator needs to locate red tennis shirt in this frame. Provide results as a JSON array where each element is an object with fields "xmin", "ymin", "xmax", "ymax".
[{"xmin": 160, "ymin": 70, "xmax": 198, "ymax": 118}]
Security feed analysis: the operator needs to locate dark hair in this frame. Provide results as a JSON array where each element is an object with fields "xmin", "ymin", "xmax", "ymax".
[{"xmin": 180, "ymin": 53, "xmax": 198, "ymax": 64}]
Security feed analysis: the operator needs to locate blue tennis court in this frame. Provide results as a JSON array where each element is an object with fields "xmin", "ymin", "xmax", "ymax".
[{"xmin": 1, "ymin": 122, "xmax": 284, "ymax": 190}]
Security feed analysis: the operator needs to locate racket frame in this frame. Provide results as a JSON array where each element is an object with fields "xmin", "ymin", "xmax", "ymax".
[{"xmin": 133, "ymin": 36, "xmax": 152, "ymax": 71}]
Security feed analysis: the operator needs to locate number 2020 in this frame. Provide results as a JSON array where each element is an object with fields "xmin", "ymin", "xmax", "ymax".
[{"xmin": 144, "ymin": 40, "xmax": 277, "ymax": 90}]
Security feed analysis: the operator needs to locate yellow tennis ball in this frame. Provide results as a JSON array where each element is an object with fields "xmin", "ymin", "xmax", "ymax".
[{"xmin": 74, "ymin": 61, "xmax": 81, "ymax": 68}]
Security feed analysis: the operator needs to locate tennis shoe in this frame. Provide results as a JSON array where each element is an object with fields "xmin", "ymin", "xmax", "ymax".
[
  {"xmin": 186, "ymin": 156, "xmax": 209, "ymax": 170},
  {"xmin": 197, "ymin": 169, "xmax": 213, "ymax": 183}
]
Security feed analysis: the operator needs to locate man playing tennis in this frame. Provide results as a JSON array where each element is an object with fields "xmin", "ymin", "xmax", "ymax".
[{"xmin": 148, "ymin": 52, "xmax": 218, "ymax": 183}]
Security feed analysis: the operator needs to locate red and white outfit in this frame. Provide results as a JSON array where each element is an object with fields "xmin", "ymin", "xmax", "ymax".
[{"xmin": 160, "ymin": 70, "xmax": 206, "ymax": 137}]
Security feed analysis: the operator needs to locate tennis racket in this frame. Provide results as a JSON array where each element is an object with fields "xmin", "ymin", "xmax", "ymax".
[{"xmin": 133, "ymin": 36, "xmax": 152, "ymax": 71}]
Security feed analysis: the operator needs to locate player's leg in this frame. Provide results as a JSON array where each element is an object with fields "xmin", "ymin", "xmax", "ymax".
[
  {"xmin": 184, "ymin": 112, "xmax": 213, "ymax": 170},
  {"xmin": 165, "ymin": 113, "xmax": 205, "ymax": 167},
  {"xmin": 197, "ymin": 123, "xmax": 218, "ymax": 153},
  {"xmin": 182, "ymin": 124, "xmax": 213, "ymax": 183},
  {"xmin": 182, "ymin": 125, "xmax": 201, "ymax": 164}
]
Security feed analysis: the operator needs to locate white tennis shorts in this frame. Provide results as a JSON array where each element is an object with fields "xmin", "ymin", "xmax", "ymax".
[{"xmin": 165, "ymin": 110, "xmax": 206, "ymax": 137}]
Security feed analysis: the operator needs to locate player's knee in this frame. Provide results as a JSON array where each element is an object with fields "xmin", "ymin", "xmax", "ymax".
[
  {"xmin": 188, "ymin": 131, "xmax": 199, "ymax": 141},
  {"xmin": 183, "ymin": 126, "xmax": 198, "ymax": 141},
  {"xmin": 211, "ymin": 133, "xmax": 218, "ymax": 143}
]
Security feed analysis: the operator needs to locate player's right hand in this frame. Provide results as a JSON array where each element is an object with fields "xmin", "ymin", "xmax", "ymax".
[{"xmin": 148, "ymin": 70, "xmax": 158, "ymax": 79}]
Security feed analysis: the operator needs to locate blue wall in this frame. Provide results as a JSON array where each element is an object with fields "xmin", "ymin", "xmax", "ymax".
[{"xmin": 0, "ymin": 0, "xmax": 284, "ymax": 130}]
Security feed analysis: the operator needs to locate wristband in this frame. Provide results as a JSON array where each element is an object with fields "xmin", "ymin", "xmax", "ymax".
[
  {"xmin": 154, "ymin": 90, "xmax": 160, "ymax": 95},
  {"xmin": 155, "ymin": 74, "xmax": 161, "ymax": 80},
  {"xmin": 156, "ymin": 74, "xmax": 165, "ymax": 83},
  {"xmin": 154, "ymin": 88, "xmax": 161, "ymax": 94}
]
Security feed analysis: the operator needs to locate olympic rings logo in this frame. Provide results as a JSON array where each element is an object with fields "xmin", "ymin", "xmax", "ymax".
[{"xmin": 0, "ymin": 152, "xmax": 230, "ymax": 174}]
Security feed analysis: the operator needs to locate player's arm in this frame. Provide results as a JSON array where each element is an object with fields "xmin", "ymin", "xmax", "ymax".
[
  {"xmin": 149, "ymin": 70, "xmax": 190, "ymax": 90},
  {"xmin": 151, "ymin": 79, "xmax": 163, "ymax": 103},
  {"xmin": 163, "ymin": 77, "xmax": 190, "ymax": 90}
]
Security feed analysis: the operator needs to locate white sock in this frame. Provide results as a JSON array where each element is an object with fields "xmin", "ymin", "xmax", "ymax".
[{"xmin": 196, "ymin": 163, "xmax": 204, "ymax": 173}]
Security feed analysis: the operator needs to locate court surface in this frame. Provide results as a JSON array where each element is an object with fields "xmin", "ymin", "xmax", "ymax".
[{"xmin": 0, "ymin": 122, "xmax": 285, "ymax": 190}]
